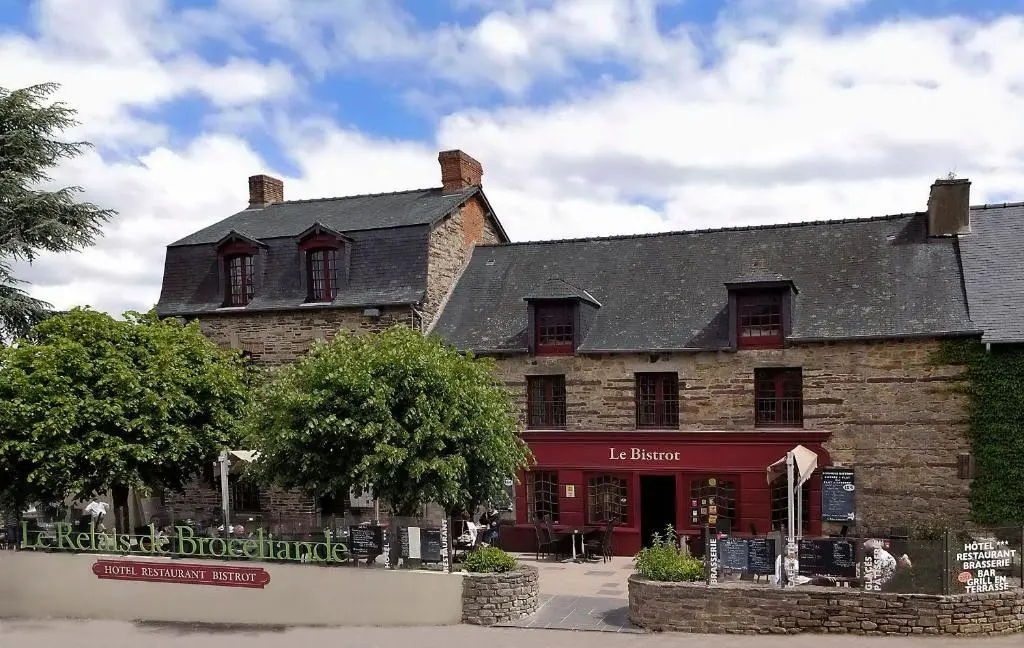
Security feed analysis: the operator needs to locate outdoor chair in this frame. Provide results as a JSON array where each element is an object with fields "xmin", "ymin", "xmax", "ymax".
[
  {"xmin": 543, "ymin": 517, "xmax": 571, "ymax": 559},
  {"xmin": 533, "ymin": 521, "xmax": 558, "ymax": 560},
  {"xmin": 584, "ymin": 519, "xmax": 616, "ymax": 563}
]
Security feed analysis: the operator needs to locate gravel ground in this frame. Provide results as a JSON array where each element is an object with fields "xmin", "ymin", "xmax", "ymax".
[{"xmin": 2, "ymin": 619, "xmax": 1023, "ymax": 648}]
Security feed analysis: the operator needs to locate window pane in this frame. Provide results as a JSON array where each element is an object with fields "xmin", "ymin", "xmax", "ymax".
[
  {"xmin": 636, "ymin": 373, "xmax": 679, "ymax": 428},
  {"xmin": 527, "ymin": 472, "xmax": 559, "ymax": 523},
  {"xmin": 754, "ymin": 367, "xmax": 803, "ymax": 427},
  {"xmin": 688, "ymin": 477, "xmax": 737, "ymax": 528},
  {"xmin": 536, "ymin": 303, "xmax": 574, "ymax": 351},
  {"xmin": 738, "ymin": 293, "xmax": 783, "ymax": 345},
  {"xmin": 587, "ymin": 475, "xmax": 629, "ymax": 525},
  {"xmin": 770, "ymin": 476, "xmax": 811, "ymax": 531},
  {"xmin": 527, "ymin": 375, "xmax": 566, "ymax": 428},
  {"xmin": 226, "ymin": 254, "xmax": 253, "ymax": 306}
]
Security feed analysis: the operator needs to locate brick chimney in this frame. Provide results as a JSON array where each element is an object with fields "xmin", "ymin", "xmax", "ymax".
[
  {"xmin": 248, "ymin": 174, "xmax": 284, "ymax": 208},
  {"xmin": 927, "ymin": 177, "xmax": 970, "ymax": 236},
  {"xmin": 438, "ymin": 150, "xmax": 483, "ymax": 193}
]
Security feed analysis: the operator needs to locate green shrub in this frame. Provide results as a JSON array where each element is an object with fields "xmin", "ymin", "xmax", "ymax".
[
  {"xmin": 634, "ymin": 525, "xmax": 705, "ymax": 582},
  {"xmin": 464, "ymin": 546, "xmax": 517, "ymax": 573}
]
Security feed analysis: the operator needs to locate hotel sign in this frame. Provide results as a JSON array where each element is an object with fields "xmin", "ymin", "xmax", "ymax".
[
  {"xmin": 609, "ymin": 447, "xmax": 681, "ymax": 461},
  {"xmin": 93, "ymin": 559, "xmax": 270, "ymax": 589}
]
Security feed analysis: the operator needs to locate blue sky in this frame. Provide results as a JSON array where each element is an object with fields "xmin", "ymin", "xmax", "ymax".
[{"xmin": 2, "ymin": 0, "xmax": 1023, "ymax": 315}]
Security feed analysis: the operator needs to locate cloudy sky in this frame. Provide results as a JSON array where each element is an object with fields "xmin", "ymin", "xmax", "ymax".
[{"xmin": 3, "ymin": 0, "xmax": 1024, "ymax": 316}]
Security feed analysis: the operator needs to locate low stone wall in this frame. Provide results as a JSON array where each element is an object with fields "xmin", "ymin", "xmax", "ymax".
[
  {"xmin": 462, "ymin": 565, "xmax": 539, "ymax": 625},
  {"xmin": 628, "ymin": 576, "xmax": 1024, "ymax": 636}
]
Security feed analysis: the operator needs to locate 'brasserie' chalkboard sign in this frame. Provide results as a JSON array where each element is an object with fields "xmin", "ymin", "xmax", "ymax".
[
  {"xmin": 349, "ymin": 525, "xmax": 384, "ymax": 557},
  {"xmin": 798, "ymin": 538, "xmax": 857, "ymax": 578},
  {"xmin": 821, "ymin": 468, "xmax": 856, "ymax": 522}
]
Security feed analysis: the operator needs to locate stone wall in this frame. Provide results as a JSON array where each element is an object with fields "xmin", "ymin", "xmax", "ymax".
[
  {"xmin": 461, "ymin": 564, "xmax": 540, "ymax": 625},
  {"xmin": 493, "ymin": 338, "xmax": 971, "ymax": 528},
  {"xmin": 161, "ymin": 478, "xmax": 317, "ymax": 531},
  {"xmin": 198, "ymin": 306, "xmax": 414, "ymax": 365},
  {"xmin": 628, "ymin": 576, "xmax": 1024, "ymax": 636},
  {"xmin": 423, "ymin": 196, "xmax": 502, "ymax": 324}
]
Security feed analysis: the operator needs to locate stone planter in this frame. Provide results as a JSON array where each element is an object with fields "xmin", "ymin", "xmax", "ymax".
[
  {"xmin": 628, "ymin": 575, "xmax": 1024, "ymax": 636},
  {"xmin": 461, "ymin": 564, "xmax": 539, "ymax": 625}
]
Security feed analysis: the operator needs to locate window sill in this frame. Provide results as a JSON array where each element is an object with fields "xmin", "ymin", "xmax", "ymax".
[
  {"xmin": 216, "ymin": 306, "xmax": 248, "ymax": 312},
  {"xmin": 754, "ymin": 423, "xmax": 805, "ymax": 429},
  {"xmin": 300, "ymin": 301, "xmax": 335, "ymax": 307},
  {"xmin": 525, "ymin": 426, "xmax": 567, "ymax": 431}
]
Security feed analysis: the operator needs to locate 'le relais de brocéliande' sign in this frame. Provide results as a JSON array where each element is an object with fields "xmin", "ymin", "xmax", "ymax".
[{"xmin": 20, "ymin": 522, "xmax": 350, "ymax": 564}]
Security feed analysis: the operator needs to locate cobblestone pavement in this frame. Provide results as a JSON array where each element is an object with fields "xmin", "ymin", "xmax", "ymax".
[{"xmin": 2, "ymin": 619, "xmax": 1023, "ymax": 647}]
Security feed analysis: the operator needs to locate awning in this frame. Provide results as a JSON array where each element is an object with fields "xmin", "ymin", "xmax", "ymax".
[
  {"xmin": 227, "ymin": 450, "xmax": 260, "ymax": 463},
  {"xmin": 766, "ymin": 445, "xmax": 818, "ymax": 486}
]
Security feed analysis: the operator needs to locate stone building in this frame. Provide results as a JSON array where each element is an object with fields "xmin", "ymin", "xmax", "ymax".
[
  {"xmin": 431, "ymin": 178, "xmax": 1018, "ymax": 555},
  {"xmin": 154, "ymin": 150, "xmax": 507, "ymax": 526}
]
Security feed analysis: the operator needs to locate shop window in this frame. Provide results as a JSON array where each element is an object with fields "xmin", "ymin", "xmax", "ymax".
[
  {"xmin": 526, "ymin": 471, "xmax": 559, "ymax": 523},
  {"xmin": 587, "ymin": 475, "xmax": 629, "ymax": 525},
  {"xmin": 770, "ymin": 477, "xmax": 811, "ymax": 531},
  {"xmin": 635, "ymin": 372, "xmax": 680, "ymax": 428},
  {"xmin": 534, "ymin": 302, "xmax": 574, "ymax": 355},
  {"xmin": 229, "ymin": 480, "xmax": 261, "ymax": 512},
  {"xmin": 527, "ymin": 375, "xmax": 566, "ymax": 428},
  {"xmin": 754, "ymin": 367, "xmax": 803, "ymax": 427},
  {"xmin": 737, "ymin": 292, "xmax": 784, "ymax": 348},
  {"xmin": 688, "ymin": 477, "xmax": 737, "ymax": 529}
]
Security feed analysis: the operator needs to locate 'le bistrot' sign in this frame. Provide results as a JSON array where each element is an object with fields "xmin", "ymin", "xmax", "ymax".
[{"xmin": 609, "ymin": 447, "xmax": 681, "ymax": 461}]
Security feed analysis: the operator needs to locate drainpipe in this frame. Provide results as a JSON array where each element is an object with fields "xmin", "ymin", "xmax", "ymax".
[{"xmin": 985, "ymin": 343, "xmax": 991, "ymax": 354}]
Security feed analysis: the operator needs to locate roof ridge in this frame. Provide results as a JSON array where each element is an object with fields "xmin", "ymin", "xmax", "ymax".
[
  {"xmin": 478, "ymin": 211, "xmax": 924, "ymax": 249},
  {"xmin": 970, "ymin": 201, "xmax": 1024, "ymax": 210},
  {"xmin": 269, "ymin": 186, "xmax": 456, "ymax": 206}
]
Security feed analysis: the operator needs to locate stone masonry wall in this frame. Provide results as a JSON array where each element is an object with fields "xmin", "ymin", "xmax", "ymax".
[
  {"xmin": 162, "ymin": 478, "xmax": 317, "ymax": 531},
  {"xmin": 462, "ymin": 564, "xmax": 540, "ymax": 625},
  {"xmin": 628, "ymin": 576, "xmax": 1024, "ymax": 636},
  {"xmin": 198, "ymin": 306, "xmax": 414, "ymax": 366},
  {"xmin": 423, "ymin": 196, "xmax": 502, "ymax": 324},
  {"xmin": 492, "ymin": 339, "xmax": 971, "ymax": 528}
]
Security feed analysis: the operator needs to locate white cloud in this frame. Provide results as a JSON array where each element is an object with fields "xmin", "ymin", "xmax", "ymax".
[{"xmin": 4, "ymin": 0, "xmax": 1024, "ymax": 320}]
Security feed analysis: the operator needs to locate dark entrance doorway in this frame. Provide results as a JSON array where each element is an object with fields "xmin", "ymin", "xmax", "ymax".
[{"xmin": 640, "ymin": 475, "xmax": 677, "ymax": 548}]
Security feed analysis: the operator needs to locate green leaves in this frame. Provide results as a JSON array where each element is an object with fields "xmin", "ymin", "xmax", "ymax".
[
  {"xmin": 247, "ymin": 324, "xmax": 532, "ymax": 516},
  {"xmin": 935, "ymin": 340, "xmax": 1024, "ymax": 525},
  {"xmin": 0, "ymin": 308, "xmax": 251, "ymax": 509},
  {"xmin": 0, "ymin": 83, "xmax": 116, "ymax": 340}
]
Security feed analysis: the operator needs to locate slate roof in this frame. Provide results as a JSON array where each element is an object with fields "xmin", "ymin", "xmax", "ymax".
[
  {"xmin": 523, "ymin": 278, "xmax": 602, "ymax": 306},
  {"xmin": 959, "ymin": 202, "xmax": 1024, "ymax": 343},
  {"xmin": 169, "ymin": 187, "xmax": 480, "ymax": 247},
  {"xmin": 431, "ymin": 213, "xmax": 979, "ymax": 353}
]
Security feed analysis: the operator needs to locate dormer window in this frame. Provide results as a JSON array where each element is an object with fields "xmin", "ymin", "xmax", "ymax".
[
  {"xmin": 725, "ymin": 277, "xmax": 796, "ymax": 350},
  {"xmin": 737, "ymin": 292, "xmax": 783, "ymax": 348},
  {"xmin": 298, "ymin": 222, "xmax": 350, "ymax": 304},
  {"xmin": 226, "ymin": 254, "xmax": 255, "ymax": 306},
  {"xmin": 215, "ymin": 230, "xmax": 264, "ymax": 308},
  {"xmin": 307, "ymin": 248, "xmax": 339, "ymax": 302},
  {"xmin": 535, "ymin": 302, "xmax": 575, "ymax": 355}
]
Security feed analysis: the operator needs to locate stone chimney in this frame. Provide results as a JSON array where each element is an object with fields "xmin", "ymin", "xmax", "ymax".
[
  {"xmin": 438, "ymin": 150, "xmax": 483, "ymax": 193},
  {"xmin": 248, "ymin": 174, "xmax": 284, "ymax": 208},
  {"xmin": 927, "ymin": 177, "xmax": 971, "ymax": 236}
]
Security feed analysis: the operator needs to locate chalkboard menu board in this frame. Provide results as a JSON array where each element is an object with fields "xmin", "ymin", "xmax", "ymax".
[
  {"xmin": 798, "ymin": 538, "xmax": 857, "ymax": 578},
  {"xmin": 399, "ymin": 527, "xmax": 411, "ymax": 558},
  {"xmin": 420, "ymin": 528, "xmax": 442, "ymax": 563},
  {"xmin": 747, "ymin": 538, "xmax": 777, "ymax": 575},
  {"xmin": 821, "ymin": 468, "xmax": 856, "ymax": 522},
  {"xmin": 718, "ymin": 538, "xmax": 750, "ymax": 571},
  {"xmin": 349, "ymin": 525, "xmax": 384, "ymax": 557}
]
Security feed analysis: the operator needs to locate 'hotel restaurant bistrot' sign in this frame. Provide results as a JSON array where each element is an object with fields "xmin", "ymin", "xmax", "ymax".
[
  {"xmin": 93, "ymin": 559, "xmax": 270, "ymax": 589},
  {"xmin": 956, "ymin": 539, "xmax": 1018, "ymax": 593},
  {"xmin": 20, "ymin": 522, "xmax": 349, "ymax": 564}
]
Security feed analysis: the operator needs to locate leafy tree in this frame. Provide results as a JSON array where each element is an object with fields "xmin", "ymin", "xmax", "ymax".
[
  {"xmin": 0, "ymin": 83, "xmax": 115, "ymax": 340},
  {"xmin": 247, "ymin": 324, "xmax": 532, "ymax": 522},
  {"xmin": 0, "ymin": 308, "xmax": 252, "ymax": 529}
]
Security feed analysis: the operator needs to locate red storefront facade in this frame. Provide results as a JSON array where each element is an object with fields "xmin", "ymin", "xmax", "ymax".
[{"xmin": 503, "ymin": 429, "xmax": 831, "ymax": 557}]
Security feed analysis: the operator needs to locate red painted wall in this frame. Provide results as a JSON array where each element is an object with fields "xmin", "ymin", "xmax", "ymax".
[{"xmin": 504, "ymin": 430, "xmax": 832, "ymax": 557}]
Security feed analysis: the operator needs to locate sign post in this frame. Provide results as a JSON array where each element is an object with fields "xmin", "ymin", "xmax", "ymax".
[{"xmin": 218, "ymin": 451, "xmax": 231, "ymax": 542}]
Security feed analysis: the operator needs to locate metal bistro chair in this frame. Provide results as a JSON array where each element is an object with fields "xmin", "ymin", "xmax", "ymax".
[
  {"xmin": 584, "ymin": 519, "xmax": 616, "ymax": 563},
  {"xmin": 533, "ymin": 520, "xmax": 558, "ymax": 560}
]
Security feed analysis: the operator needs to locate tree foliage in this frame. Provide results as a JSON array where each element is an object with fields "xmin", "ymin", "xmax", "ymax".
[
  {"xmin": 0, "ymin": 308, "xmax": 252, "ymax": 524},
  {"xmin": 0, "ymin": 83, "xmax": 115, "ymax": 339},
  {"xmin": 934, "ymin": 340, "xmax": 1024, "ymax": 525},
  {"xmin": 247, "ymin": 325, "xmax": 532, "ymax": 516}
]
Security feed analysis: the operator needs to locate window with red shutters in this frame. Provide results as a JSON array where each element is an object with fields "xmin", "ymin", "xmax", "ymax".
[
  {"xmin": 225, "ymin": 254, "xmax": 255, "ymax": 306},
  {"xmin": 307, "ymin": 247, "xmax": 339, "ymax": 302},
  {"xmin": 526, "ymin": 375, "xmax": 566, "ymax": 429},
  {"xmin": 635, "ymin": 372, "xmax": 680, "ymax": 429},
  {"xmin": 754, "ymin": 367, "xmax": 803, "ymax": 427},
  {"xmin": 534, "ymin": 302, "xmax": 574, "ymax": 355},
  {"xmin": 737, "ymin": 292, "xmax": 784, "ymax": 348}
]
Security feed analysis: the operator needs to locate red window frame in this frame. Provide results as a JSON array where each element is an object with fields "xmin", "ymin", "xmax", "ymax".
[
  {"xmin": 754, "ymin": 367, "xmax": 803, "ymax": 427},
  {"xmin": 525, "ymin": 471, "xmax": 560, "ymax": 523},
  {"xmin": 225, "ymin": 254, "xmax": 254, "ymax": 306},
  {"xmin": 526, "ymin": 375, "xmax": 566, "ymax": 429},
  {"xmin": 737, "ymin": 292, "xmax": 784, "ymax": 348},
  {"xmin": 534, "ymin": 302, "xmax": 574, "ymax": 355},
  {"xmin": 635, "ymin": 372, "xmax": 680, "ymax": 429},
  {"xmin": 586, "ymin": 473, "xmax": 631, "ymax": 526},
  {"xmin": 307, "ymin": 247, "xmax": 339, "ymax": 302}
]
